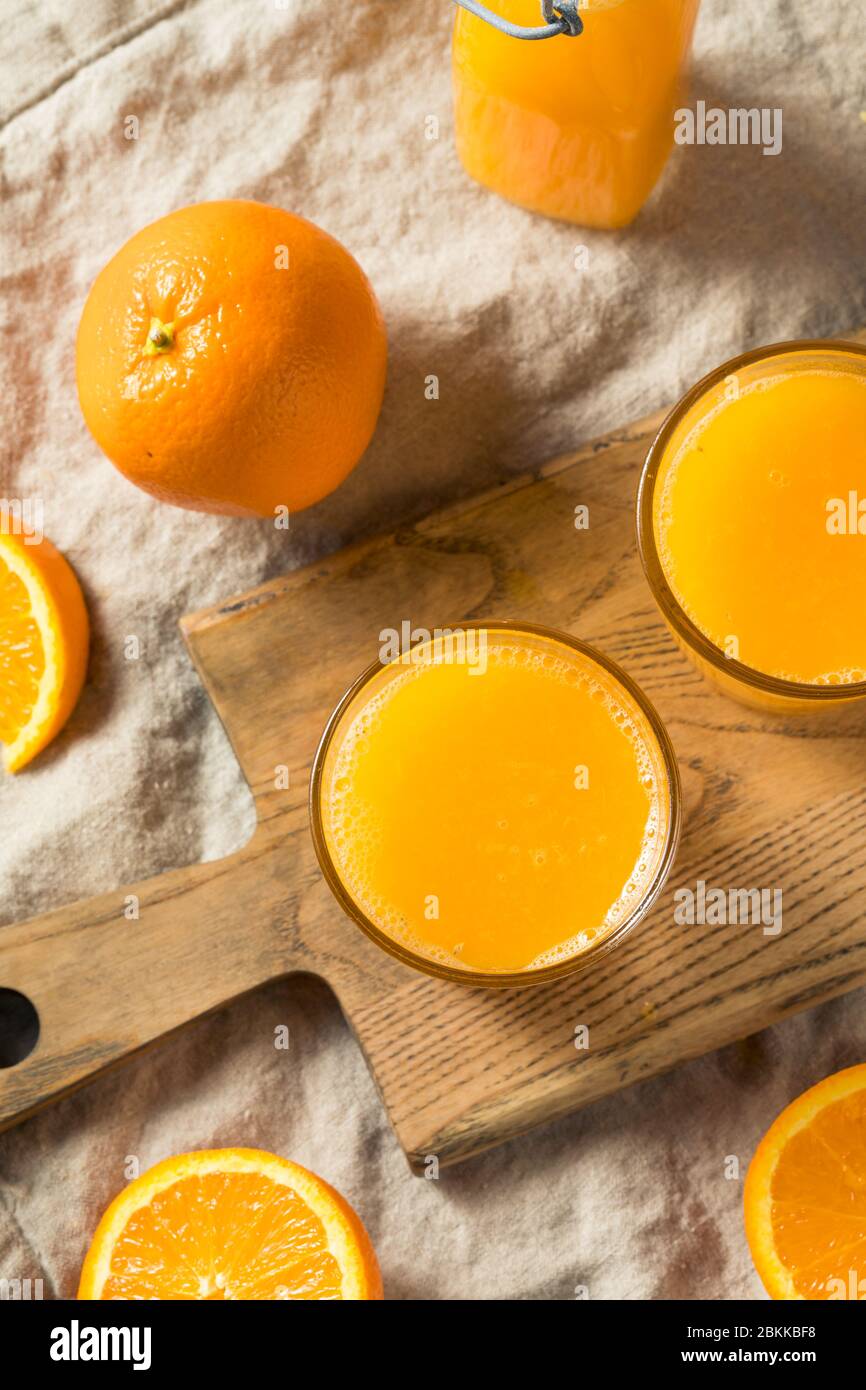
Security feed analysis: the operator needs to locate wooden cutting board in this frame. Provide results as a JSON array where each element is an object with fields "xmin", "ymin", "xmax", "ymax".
[{"xmin": 3, "ymin": 331, "xmax": 866, "ymax": 1171}]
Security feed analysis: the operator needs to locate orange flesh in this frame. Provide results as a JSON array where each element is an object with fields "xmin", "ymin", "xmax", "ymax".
[
  {"xmin": 767, "ymin": 1089, "xmax": 866, "ymax": 1299},
  {"xmin": 321, "ymin": 631, "xmax": 669, "ymax": 975},
  {"xmin": 101, "ymin": 1172, "xmax": 344, "ymax": 1301},
  {"xmin": 654, "ymin": 355, "xmax": 866, "ymax": 685},
  {"xmin": 452, "ymin": 0, "xmax": 700, "ymax": 228},
  {"xmin": 0, "ymin": 558, "xmax": 45, "ymax": 743}
]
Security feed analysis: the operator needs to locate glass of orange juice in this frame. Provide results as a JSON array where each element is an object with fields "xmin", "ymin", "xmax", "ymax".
[
  {"xmin": 310, "ymin": 622, "xmax": 681, "ymax": 986},
  {"xmin": 452, "ymin": 0, "xmax": 701, "ymax": 228},
  {"xmin": 638, "ymin": 341, "xmax": 866, "ymax": 713}
]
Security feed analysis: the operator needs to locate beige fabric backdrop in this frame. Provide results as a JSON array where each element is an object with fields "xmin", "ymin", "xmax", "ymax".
[{"xmin": 1, "ymin": 0, "xmax": 865, "ymax": 1300}]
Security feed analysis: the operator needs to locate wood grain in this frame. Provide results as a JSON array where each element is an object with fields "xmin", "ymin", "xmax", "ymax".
[{"xmin": 2, "ymin": 330, "xmax": 865, "ymax": 1168}]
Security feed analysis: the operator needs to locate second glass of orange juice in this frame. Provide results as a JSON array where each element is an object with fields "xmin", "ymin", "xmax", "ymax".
[
  {"xmin": 452, "ymin": 0, "xmax": 701, "ymax": 228},
  {"xmin": 311, "ymin": 623, "xmax": 680, "ymax": 986},
  {"xmin": 638, "ymin": 342, "xmax": 866, "ymax": 713}
]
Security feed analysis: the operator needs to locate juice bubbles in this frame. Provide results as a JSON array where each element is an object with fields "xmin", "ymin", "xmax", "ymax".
[
  {"xmin": 452, "ymin": 0, "xmax": 701, "ymax": 228},
  {"xmin": 311, "ymin": 624, "xmax": 679, "ymax": 985},
  {"xmin": 640, "ymin": 344, "xmax": 866, "ymax": 711}
]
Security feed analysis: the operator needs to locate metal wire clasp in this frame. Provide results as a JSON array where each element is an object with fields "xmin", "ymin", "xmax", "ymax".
[
  {"xmin": 542, "ymin": 2, "xmax": 584, "ymax": 36},
  {"xmin": 453, "ymin": 0, "xmax": 584, "ymax": 41}
]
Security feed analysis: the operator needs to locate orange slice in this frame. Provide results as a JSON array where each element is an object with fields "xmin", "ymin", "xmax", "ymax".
[
  {"xmin": 78, "ymin": 1149, "xmax": 383, "ymax": 1300},
  {"xmin": 744, "ymin": 1063, "xmax": 866, "ymax": 1300},
  {"xmin": 0, "ymin": 533, "xmax": 89, "ymax": 772}
]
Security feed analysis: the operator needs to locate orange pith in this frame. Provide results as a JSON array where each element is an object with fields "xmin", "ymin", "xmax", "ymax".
[
  {"xmin": 0, "ymin": 534, "xmax": 89, "ymax": 773},
  {"xmin": 75, "ymin": 199, "xmax": 387, "ymax": 518},
  {"xmin": 744, "ymin": 1064, "xmax": 866, "ymax": 1300},
  {"xmin": 77, "ymin": 1149, "xmax": 383, "ymax": 1301}
]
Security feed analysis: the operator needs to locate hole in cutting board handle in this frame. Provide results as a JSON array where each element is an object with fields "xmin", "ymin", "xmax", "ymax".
[{"xmin": 0, "ymin": 989, "xmax": 40, "ymax": 1067}]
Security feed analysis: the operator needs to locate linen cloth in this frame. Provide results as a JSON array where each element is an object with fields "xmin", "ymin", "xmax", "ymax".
[{"xmin": 1, "ymin": 0, "xmax": 865, "ymax": 1301}]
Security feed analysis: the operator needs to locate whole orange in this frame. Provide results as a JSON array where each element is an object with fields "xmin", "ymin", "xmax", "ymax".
[{"xmin": 76, "ymin": 200, "xmax": 387, "ymax": 517}]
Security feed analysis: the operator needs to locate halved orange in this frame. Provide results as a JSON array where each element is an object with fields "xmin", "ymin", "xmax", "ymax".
[
  {"xmin": 0, "ymin": 533, "xmax": 89, "ymax": 773},
  {"xmin": 78, "ymin": 1149, "xmax": 383, "ymax": 1300},
  {"xmin": 744, "ymin": 1063, "xmax": 866, "ymax": 1299}
]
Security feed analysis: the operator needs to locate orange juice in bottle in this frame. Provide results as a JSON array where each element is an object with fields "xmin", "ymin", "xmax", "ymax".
[{"xmin": 452, "ymin": 0, "xmax": 701, "ymax": 228}]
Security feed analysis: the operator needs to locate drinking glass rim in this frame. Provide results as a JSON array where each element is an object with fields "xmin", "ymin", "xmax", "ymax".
[
  {"xmin": 636, "ymin": 338, "xmax": 866, "ymax": 705},
  {"xmin": 309, "ymin": 619, "xmax": 683, "ymax": 989}
]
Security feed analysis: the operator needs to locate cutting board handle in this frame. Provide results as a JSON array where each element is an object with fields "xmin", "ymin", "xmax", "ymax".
[{"xmin": 0, "ymin": 838, "xmax": 292, "ymax": 1131}]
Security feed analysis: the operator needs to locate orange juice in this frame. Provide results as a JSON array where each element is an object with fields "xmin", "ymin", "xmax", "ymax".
[
  {"xmin": 452, "ymin": 0, "xmax": 701, "ymax": 228},
  {"xmin": 312, "ymin": 625, "xmax": 679, "ymax": 983},
  {"xmin": 649, "ymin": 346, "xmax": 866, "ymax": 700}
]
